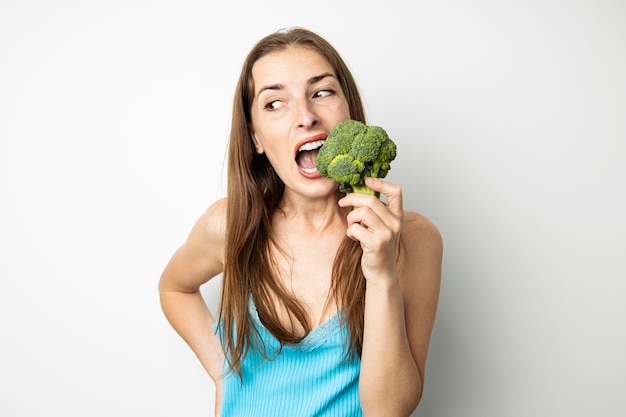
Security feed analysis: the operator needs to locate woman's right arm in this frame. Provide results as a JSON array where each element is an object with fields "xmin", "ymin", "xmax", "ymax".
[{"xmin": 158, "ymin": 198, "xmax": 227, "ymax": 402}]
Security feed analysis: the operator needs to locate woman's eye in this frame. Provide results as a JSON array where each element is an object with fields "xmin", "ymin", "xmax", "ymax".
[
  {"xmin": 265, "ymin": 100, "xmax": 285, "ymax": 111},
  {"xmin": 314, "ymin": 89, "xmax": 334, "ymax": 98}
]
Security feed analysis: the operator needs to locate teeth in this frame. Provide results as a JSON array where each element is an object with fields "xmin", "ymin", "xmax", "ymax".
[
  {"xmin": 298, "ymin": 139, "xmax": 325, "ymax": 152},
  {"xmin": 301, "ymin": 167, "xmax": 318, "ymax": 174}
]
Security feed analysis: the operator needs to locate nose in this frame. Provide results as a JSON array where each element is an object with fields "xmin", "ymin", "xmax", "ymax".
[{"xmin": 294, "ymin": 99, "xmax": 319, "ymax": 129}]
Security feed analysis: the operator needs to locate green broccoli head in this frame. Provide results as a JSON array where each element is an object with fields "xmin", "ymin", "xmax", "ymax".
[
  {"xmin": 351, "ymin": 127, "xmax": 383, "ymax": 163},
  {"xmin": 315, "ymin": 119, "xmax": 397, "ymax": 197},
  {"xmin": 327, "ymin": 154, "xmax": 365, "ymax": 186},
  {"xmin": 375, "ymin": 137, "xmax": 397, "ymax": 178},
  {"xmin": 315, "ymin": 119, "xmax": 366, "ymax": 177}
]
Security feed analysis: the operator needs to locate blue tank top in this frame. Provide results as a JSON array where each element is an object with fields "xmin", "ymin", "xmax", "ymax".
[{"xmin": 215, "ymin": 300, "xmax": 362, "ymax": 417}]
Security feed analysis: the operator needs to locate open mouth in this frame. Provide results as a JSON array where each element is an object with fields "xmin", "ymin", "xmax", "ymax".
[{"xmin": 296, "ymin": 139, "xmax": 325, "ymax": 174}]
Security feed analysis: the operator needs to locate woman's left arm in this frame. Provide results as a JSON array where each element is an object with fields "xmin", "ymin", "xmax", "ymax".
[{"xmin": 339, "ymin": 177, "xmax": 443, "ymax": 417}]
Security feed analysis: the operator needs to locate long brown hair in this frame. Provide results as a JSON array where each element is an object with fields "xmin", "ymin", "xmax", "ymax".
[{"xmin": 220, "ymin": 27, "xmax": 367, "ymax": 378}]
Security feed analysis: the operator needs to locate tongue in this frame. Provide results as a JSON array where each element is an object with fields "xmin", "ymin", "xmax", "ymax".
[{"xmin": 296, "ymin": 149, "xmax": 319, "ymax": 170}]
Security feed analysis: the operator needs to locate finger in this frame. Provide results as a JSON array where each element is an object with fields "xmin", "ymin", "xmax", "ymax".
[
  {"xmin": 338, "ymin": 183, "xmax": 403, "ymax": 231},
  {"xmin": 346, "ymin": 204, "xmax": 384, "ymax": 232},
  {"xmin": 363, "ymin": 177, "xmax": 404, "ymax": 216},
  {"xmin": 338, "ymin": 191, "xmax": 382, "ymax": 210},
  {"xmin": 345, "ymin": 206, "xmax": 398, "ymax": 259},
  {"xmin": 347, "ymin": 203, "xmax": 401, "ymax": 244},
  {"xmin": 345, "ymin": 220, "xmax": 368, "ymax": 243}
]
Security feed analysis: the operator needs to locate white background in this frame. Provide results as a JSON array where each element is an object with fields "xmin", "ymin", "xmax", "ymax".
[{"xmin": 1, "ymin": 1, "xmax": 624, "ymax": 416}]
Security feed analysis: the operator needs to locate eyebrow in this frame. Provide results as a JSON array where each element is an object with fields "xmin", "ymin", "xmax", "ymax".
[{"xmin": 256, "ymin": 72, "xmax": 337, "ymax": 98}]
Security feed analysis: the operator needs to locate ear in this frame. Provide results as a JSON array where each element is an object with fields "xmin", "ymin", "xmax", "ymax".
[{"xmin": 251, "ymin": 131, "xmax": 264, "ymax": 154}]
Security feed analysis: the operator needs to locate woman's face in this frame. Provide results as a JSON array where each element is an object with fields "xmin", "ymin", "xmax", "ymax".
[{"xmin": 249, "ymin": 45, "xmax": 351, "ymax": 199}]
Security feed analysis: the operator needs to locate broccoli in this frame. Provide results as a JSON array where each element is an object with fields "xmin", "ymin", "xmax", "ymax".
[{"xmin": 316, "ymin": 119, "xmax": 397, "ymax": 198}]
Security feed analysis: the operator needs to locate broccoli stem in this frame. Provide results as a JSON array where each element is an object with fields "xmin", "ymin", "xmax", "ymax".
[
  {"xmin": 351, "ymin": 184, "xmax": 380, "ymax": 199},
  {"xmin": 349, "ymin": 164, "xmax": 381, "ymax": 198}
]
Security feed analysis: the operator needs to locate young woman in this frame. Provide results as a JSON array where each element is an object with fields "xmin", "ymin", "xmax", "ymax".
[{"xmin": 159, "ymin": 27, "xmax": 443, "ymax": 417}]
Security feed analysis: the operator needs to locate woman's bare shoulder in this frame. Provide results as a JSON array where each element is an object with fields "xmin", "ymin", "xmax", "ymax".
[
  {"xmin": 401, "ymin": 210, "xmax": 443, "ymax": 250},
  {"xmin": 159, "ymin": 198, "xmax": 228, "ymax": 291},
  {"xmin": 196, "ymin": 197, "xmax": 227, "ymax": 241},
  {"xmin": 182, "ymin": 197, "xmax": 228, "ymax": 272}
]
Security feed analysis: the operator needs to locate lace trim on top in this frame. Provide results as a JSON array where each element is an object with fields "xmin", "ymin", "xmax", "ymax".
[{"xmin": 249, "ymin": 298, "xmax": 343, "ymax": 353}]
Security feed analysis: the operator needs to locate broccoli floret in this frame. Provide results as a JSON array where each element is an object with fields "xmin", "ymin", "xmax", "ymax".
[
  {"xmin": 315, "ymin": 119, "xmax": 397, "ymax": 198},
  {"xmin": 315, "ymin": 120, "xmax": 366, "ymax": 177},
  {"xmin": 327, "ymin": 154, "xmax": 365, "ymax": 187}
]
